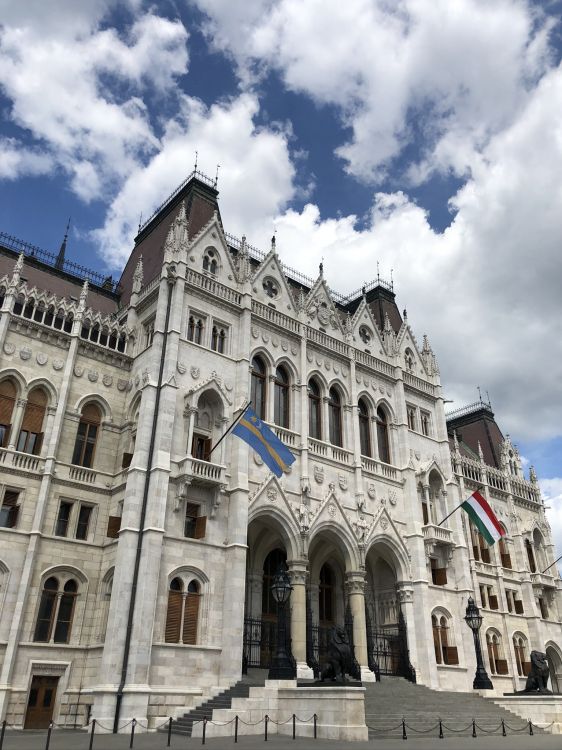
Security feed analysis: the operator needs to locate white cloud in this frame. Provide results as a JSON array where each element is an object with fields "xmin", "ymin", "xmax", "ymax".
[
  {"xmin": 192, "ymin": 0, "xmax": 554, "ymax": 181},
  {"xmin": 94, "ymin": 93, "xmax": 295, "ymax": 265},
  {"xmin": 0, "ymin": 2, "xmax": 188, "ymax": 200},
  {"xmin": 541, "ymin": 478, "xmax": 562, "ymax": 576},
  {"xmin": 0, "ymin": 137, "xmax": 53, "ymax": 179}
]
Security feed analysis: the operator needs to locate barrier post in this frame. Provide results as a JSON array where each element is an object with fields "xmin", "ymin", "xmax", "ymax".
[
  {"xmin": 129, "ymin": 718, "xmax": 136, "ymax": 748},
  {"xmin": 472, "ymin": 719, "xmax": 477, "ymax": 738},
  {"xmin": 292, "ymin": 714, "xmax": 296, "ymax": 740},
  {"xmin": 88, "ymin": 719, "xmax": 96, "ymax": 750},
  {"xmin": 45, "ymin": 721, "xmax": 53, "ymax": 750},
  {"xmin": 0, "ymin": 719, "xmax": 6, "ymax": 750},
  {"xmin": 439, "ymin": 719, "xmax": 443, "ymax": 739},
  {"xmin": 501, "ymin": 719, "xmax": 506, "ymax": 737},
  {"xmin": 402, "ymin": 718, "xmax": 407, "ymax": 740},
  {"xmin": 167, "ymin": 716, "xmax": 172, "ymax": 747},
  {"xmin": 313, "ymin": 714, "xmax": 317, "ymax": 739},
  {"xmin": 528, "ymin": 720, "xmax": 533, "ymax": 736},
  {"xmin": 202, "ymin": 718, "xmax": 207, "ymax": 745},
  {"xmin": 234, "ymin": 715, "xmax": 238, "ymax": 743},
  {"xmin": 264, "ymin": 714, "xmax": 268, "ymax": 742}
]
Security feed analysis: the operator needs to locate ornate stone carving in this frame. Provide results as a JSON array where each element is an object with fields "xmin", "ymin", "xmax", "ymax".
[
  {"xmin": 367, "ymin": 483, "xmax": 376, "ymax": 499},
  {"xmin": 313, "ymin": 465, "xmax": 324, "ymax": 484},
  {"xmin": 354, "ymin": 515, "xmax": 369, "ymax": 543},
  {"xmin": 36, "ymin": 353, "xmax": 48, "ymax": 366},
  {"xmin": 176, "ymin": 361, "xmax": 186, "ymax": 374},
  {"xmin": 389, "ymin": 490, "xmax": 397, "ymax": 506},
  {"xmin": 19, "ymin": 347, "xmax": 31, "ymax": 361},
  {"xmin": 88, "ymin": 370, "xmax": 99, "ymax": 382},
  {"xmin": 190, "ymin": 366, "xmax": 200, "ymax": 379},
  {"xmin": 254, "ymin": 452, "xmax": 264, "ymax": 466},
  {"xmin": 266, "ymin": 487, "xmax": 277, "ymax": 502},
  {"xmin": 338, "ymin": 474, "xmax": 348, "ymax": 491},
  {"xmin": 328, "ymin": 502, "xmax": 337, "ymax": 518},
  {"xmin": 117, "ymin": 379, "xmax": 128, "ymax": 391},
  {"xmin": 52, "ymin": 359, "xmax": 64, "ymax": 370},
  {"xmin": 380, "ymin": 516, "xmax": 389, "ymax": 530},
  {"xmin": 103, "ymin": 374, "xmax": 113, "ymax": 387},
  {"xmin": 3, "ymin": 343, "xmax": 15, "ymax": 355}
]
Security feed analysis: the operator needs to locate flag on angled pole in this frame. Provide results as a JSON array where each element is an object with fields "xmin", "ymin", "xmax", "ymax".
[
  {"xmin": 232, "ymin": 405, "xmax": 295, "ymax": 478},
  {"xmin": 461, "ymin": 490, "xmax": 505, "ymax": 545}
]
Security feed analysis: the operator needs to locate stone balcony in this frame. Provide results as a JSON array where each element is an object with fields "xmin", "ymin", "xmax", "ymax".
[
  {"xmin": 55, "ymin": 461, "xmax": 114, "ymax": 490},
  {"xmin": 174, "ymin": 456, "xmax": 226, "ymax": 488},
  {"xmin": 0, "ymin": 447, "xmax": 45, "ymax": 475},
  {"xmin": 361, "ymin": 455, "xmax": 400, "ymax": 483},
  {"xmin": 530, "ymin": 572, "xmax": 559, "ymax": 590},
  {"xmin": 422, "ymin": 523, "xmax": 455, "ymax": 558}
]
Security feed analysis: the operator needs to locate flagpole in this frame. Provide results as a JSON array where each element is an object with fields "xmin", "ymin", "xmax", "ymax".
[
  {"xmin": 541, "ymin": 554, "xmax": 562, "ymax": 575},
  {"xmin": 207, "ymin": 400, "xmax": 252, "ymax": 458},
  {"xmin": 437, "ymin": 502, "xmax": 464, "ymax": 527}
]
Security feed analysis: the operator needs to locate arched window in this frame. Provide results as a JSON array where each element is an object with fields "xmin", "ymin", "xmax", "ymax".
[
  {"xmin": 251, "ymin": 356, "xmax": 267, "ymax": 420},
  {"xmin": 471, "ymin": 523, "xmax": 491, "ymax": 564},
  {"xmin": 17, "ymin": 387, "xmax": 47, "ymax": 455},
  {"xmin": 165, "ymin": 578, "xmax": 183, "ymax": 643},
  {"xmin": 211, "ymin": 325, "xmax": 227, "ymax": 354},
  {"xmin": 184, "ymin": 580, "xmax": 200, "ymax": 645},
  {"xmin": 525, "ymin": 539, "xmax": 536, "ymax": 573},
  {"xmin": 432, "ymin": 613, "xmax": 458, "ymax": 665},
  {"xmin": 72, "ymin": 403, "xmax": 101, "ymax": 468},
  {"xmin": 328, "ymin": 387, "xmax": 342, "ymax": 447},
  {"xmin": 533, "ymin": 529, "xmax": 546, "ymax": 571},
  {"xmin": 404, "ymin": 348, "xmax": 415, "ymax": 372},
  {"xmin": 0, "ymin": 379, "xmax": 16, "ymax": 448},
  {"xmin": 308, "ymin": 379, "xmax": 322, "ymax": 440},
  {"xmin": 319, "ymin": 564, "xmax": 335, "ymax": 625},
  {"xmin": 498, "ymin": 531, "xmax": 511, "ymax": 569},
  {"xmin": 202, "ymin": 249, "xmax": 218, "ymax": 275},
  {"xmin": 513, "ymin": 634, "xmax": 529, "ymax": 677},
  {"xmin": 187, "ymin": 315, "xmax": 204, "ymax": 345},
  {"xmin": 486, "ymin": 630, "xmax": 508, "ymax": 675},
  {"xmin": 358, "ymin": 398, "xmax": 371, "ymax": 457},
  {"xmin": 376, "ymin": 407, "xmax": 391, "ymax": 464},
  {"xmin": 274, "ymin": 366, "xmax": 290, "ymax": 428},
  {"xmin": 407, "ymin": 405, "xmax": 417, "ymax": 431},
  {"xmin": 34, "ymin": 576, "xmax": 78, "ymax": 643}
]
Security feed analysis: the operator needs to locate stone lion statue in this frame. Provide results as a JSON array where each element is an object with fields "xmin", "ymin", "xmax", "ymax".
[
  {"xmin": 520, "ymin": 650, "xmax": 551, "ymax": 694},
  {"xmin": 321, "ymin": 626, "xmax": 352, "ymax": 683}
]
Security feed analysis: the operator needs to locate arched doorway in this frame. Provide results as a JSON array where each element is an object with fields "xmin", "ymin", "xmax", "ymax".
[
  {"xmin": 546, "ymin": 644, "xmax": 562, "ymax": 693},
  {"xmin": 244, "ymin": 516, "xmax": 292, "ymax": 672},
  {"xmin": 365, "ymin": 545, "xmax": 415, "ymax": 681}
]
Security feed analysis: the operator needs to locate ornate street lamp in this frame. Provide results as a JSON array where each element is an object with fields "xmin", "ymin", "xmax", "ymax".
[
  {"xmin": 268, "ymin": 566, "xmax": 295, "ymax": 679},
  {"xmin": 464, "ymin": 596, "xmax": 493, "ymax": 690}
]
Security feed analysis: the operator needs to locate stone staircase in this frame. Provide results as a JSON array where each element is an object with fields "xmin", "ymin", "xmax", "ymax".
[
  {"xmin": 364, "ymin": 677, "xmax": 542, "ymax": 738},
  {"xmin": 167, "ymin": 670, "xmax": 267, "ymax": 737}
]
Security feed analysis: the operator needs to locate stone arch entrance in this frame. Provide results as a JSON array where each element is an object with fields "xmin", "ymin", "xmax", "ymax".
[
  {"xmin": 364, "ymin": 543, "xmax": 415, "ymax": 681},
  {"xmin": 244, "ymin": 515, "xmax": 295, "ymax": 672},
  {"xmin": 546, "ymin": 644, "xmax": 562, "ymax": 693}
]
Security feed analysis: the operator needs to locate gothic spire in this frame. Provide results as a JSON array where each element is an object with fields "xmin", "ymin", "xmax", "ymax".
[{"xmin": 55, "ymin": 218, "xmax": 70, "ymax": 270}]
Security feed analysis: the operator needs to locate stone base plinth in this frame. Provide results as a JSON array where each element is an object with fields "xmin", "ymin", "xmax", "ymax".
[
  {"xmin": 191, "ymin": 679, "xmax": 368, "ymax": 741},
  {"xmin": 492, "ymin": 695, "xmax": 562, "ymax": 734}
]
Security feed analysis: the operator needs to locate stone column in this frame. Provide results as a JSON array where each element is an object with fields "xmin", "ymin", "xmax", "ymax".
[
  {"xmin": 184, "ymin": 405, "xmax": 197, "ymax": 455},
  {"xmin": 287, "ymin": 560, "xmax": 312, "ymax": 678},
  {"xmin": 346, "ymin": 571, "xmax": 374, "ymax": 681},
  {"xmin": 7, "ymin": 398, "xmax": 26, "ymax": 450}
]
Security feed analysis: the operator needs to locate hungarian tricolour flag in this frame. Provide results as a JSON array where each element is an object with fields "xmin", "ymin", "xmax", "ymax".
[{"xmin": 461, "ymin": 490, "xmax": 506, "ymax": 545}]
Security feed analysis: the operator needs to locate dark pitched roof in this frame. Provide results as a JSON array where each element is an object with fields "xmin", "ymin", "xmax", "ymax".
[{"xmin": 446, "ymin": 402, "xmax": 504, "ymax": 469}]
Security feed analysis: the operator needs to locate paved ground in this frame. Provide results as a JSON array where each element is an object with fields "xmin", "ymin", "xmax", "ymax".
[{"xmin": 1, "ymin": 729, "xmax": 561, "ymax": 750}]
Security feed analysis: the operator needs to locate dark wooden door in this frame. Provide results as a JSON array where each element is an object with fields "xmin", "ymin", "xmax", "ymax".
[{"xmin": 24, "ymin": 676, "xmax": 59, "ymax": 729}]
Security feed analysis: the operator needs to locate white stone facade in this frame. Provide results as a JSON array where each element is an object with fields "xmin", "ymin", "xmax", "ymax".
[{"xmin": 0, "ymin": 176, "xmax": 561, "ymax": 731}]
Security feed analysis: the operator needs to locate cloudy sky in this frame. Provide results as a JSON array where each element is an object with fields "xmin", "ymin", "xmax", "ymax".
[{"xmin": 1, "ymin": 0, "xmax": 561, "ymax": 562}]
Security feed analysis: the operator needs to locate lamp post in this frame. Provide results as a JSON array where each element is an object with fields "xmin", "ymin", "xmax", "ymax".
[
  {"xmin": 268, "ymin": 565, "xmax": 294, "ymax": 679},
  {"xmin": 464, "ymin": 596, "xmax": 493, "ymax": 690}
]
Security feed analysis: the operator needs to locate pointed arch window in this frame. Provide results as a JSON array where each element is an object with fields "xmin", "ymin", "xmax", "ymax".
[
  {"xmin": 34, "ymin": 576, "xmax": 78, "ymax": 643},
  {"xmin": 308, "ymin": 379, "xmax": 321, "ymax": 440},
  {"xmin": 0, "ymin": 379, "xmax": 16, "ymax": 448},
  {"xmin": 184, "ymin": 580, "xmax": 201, "ymax": 645},
  {"xmin": 251, "ymin": 356, "xmax": 267, "ymax": 420},
  {"xmin": 202, "ymin": 249, "xmax": 218, "ymax": 275},
  {"xmin": 486, "ymin": 631, "xmax": 508, "ymax": 675},
  {"xmin": 165, "ymin": 578, "xmax": 183, "ymax": 643},
  {"xmin": 513, "ymin": 634, "xmax": 530, "ymax": 677},
  {"xmin": 274, "ymin": 366, "xmax": 290, "ymax": 428},
  {"xmin": 17, "ymin": 387, "xmax": 47, "ymax": 455},
  {"xmin": 376, "ymin": 406, "xmax": 391, "ymax": 464},
  {"xmin": 525, "ymin": 539, "xmax": 536, "ymax": 573},
  {"xmin": 358, "ymin": 398, "xmax": 371, "ymax": 457},
  {"xmin": 498, "ymin": 531, "xmax": 511, "ymax": 569},
  {"xmin": 404, "ymin": 348, "xmax": 415, "ymax": 372},
  {"xmin": 432, "ymin": 612, "xmax": 458, "ymax": 665},
  {"xmin": 328, "ymin": 387, "xmax": 343, "ymax": 447},
  {"xmin": 72, "ymin": 403, "xmax": 101, "ymax": 468},
  {"xmin": 211, "ymin": 325, "xmax": 227, "ymax": 354}
]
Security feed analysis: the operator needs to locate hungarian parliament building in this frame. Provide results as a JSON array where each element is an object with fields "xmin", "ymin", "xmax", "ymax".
[{"xmin": 0, "ymin": 171, "xmax": 560, "ymax": 730}]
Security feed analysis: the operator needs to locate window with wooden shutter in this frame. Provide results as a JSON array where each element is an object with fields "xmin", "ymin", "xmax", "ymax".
[
  {"xmin": 184, "ymin": 503, "xmax": 199, "ymax": 538},
  {"xmin": 183, "ymin": 581, "xmax": 200, "ymax": 644},
  {"xmin": 72, "ymin": 403, "xmax": 101, "ymax": 468},
  {"xmin": 489, "ymin": 594, "xmax": 499, "ymax": 610},
  {"xmin": 165, "ymin": 579, "xmax": 183, "ymax": 643},
  {"xmin": 106, "ymin": 515, "xmax": 121, "ymax": 538},
  {"xmin": 444, "ymin": 646, "xmax": 459, "ymax": 665},
  {"xmin": 514, "ymin": 599, "xmax": 524, "ymax": 615},
  {"xmin": 18, "ymin": 389, "xmax": 47, "ymax": 455},
  {"xmin": 0, "ymin": 379, "xmax": 16, "ymax": 446},
  {"xmin": 431, "ymin": 567, "xmax": 447, "ymax": 586},
  {"xmin": 194, "ymin": 515, "xmax": 207, "ymax": 539}
]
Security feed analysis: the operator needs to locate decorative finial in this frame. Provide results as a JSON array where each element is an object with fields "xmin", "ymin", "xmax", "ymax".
[
  {"xmin": 486, "ymin": 390, "xmax": 491, "ymax": 407},
  {"xmin": 14, "ymin": 252, "xmax": 24, "ymax": 275},
  {"xmin": 194, "ymin": 150, "xmax": 198, "ymax": 173},
  {"xmin": 79, "ymin": 279, "xmax": 89, "ymax": 307},
  {"xmin": 214, "ymin": 163, "xmax": 220, "ymax": 187},
  {"xmin": 55, "ymin": 217, "xmax": 71, "ymax": 270},
  {"xmin": 138, "ymin": 212, "xmax": 143, "ymax": 232},
  {"xmin": 477, "ymin": 385, "xmax": 483, "ymax": 403},
  {"xmin": 132, "ymin": 255, "xmax": 144, "ymax": 294},
  {"xmin": 403, "ymin": 308, "xmax": 407, "ymax": 320},
  {"xmin": 377, "ymin": 261, "xmax": 380, "ymax": 283},
  {"xmin": 477, "ymin": 441, "xmax": 484, "ymax": 462},
  {"xmin": 362, "ymin": 284, "xmax": 366, "ymax": 298},
  {"xmin": 319, "ymin": 258, "xmax": 324, "ymax": 277},
  {"xmin": 271, "ymin": 234, "xmax": 276, "ymax": 252},
  {"xmin": 390, "ymin": 268, "xmax": 394, "ymax": 289}
]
